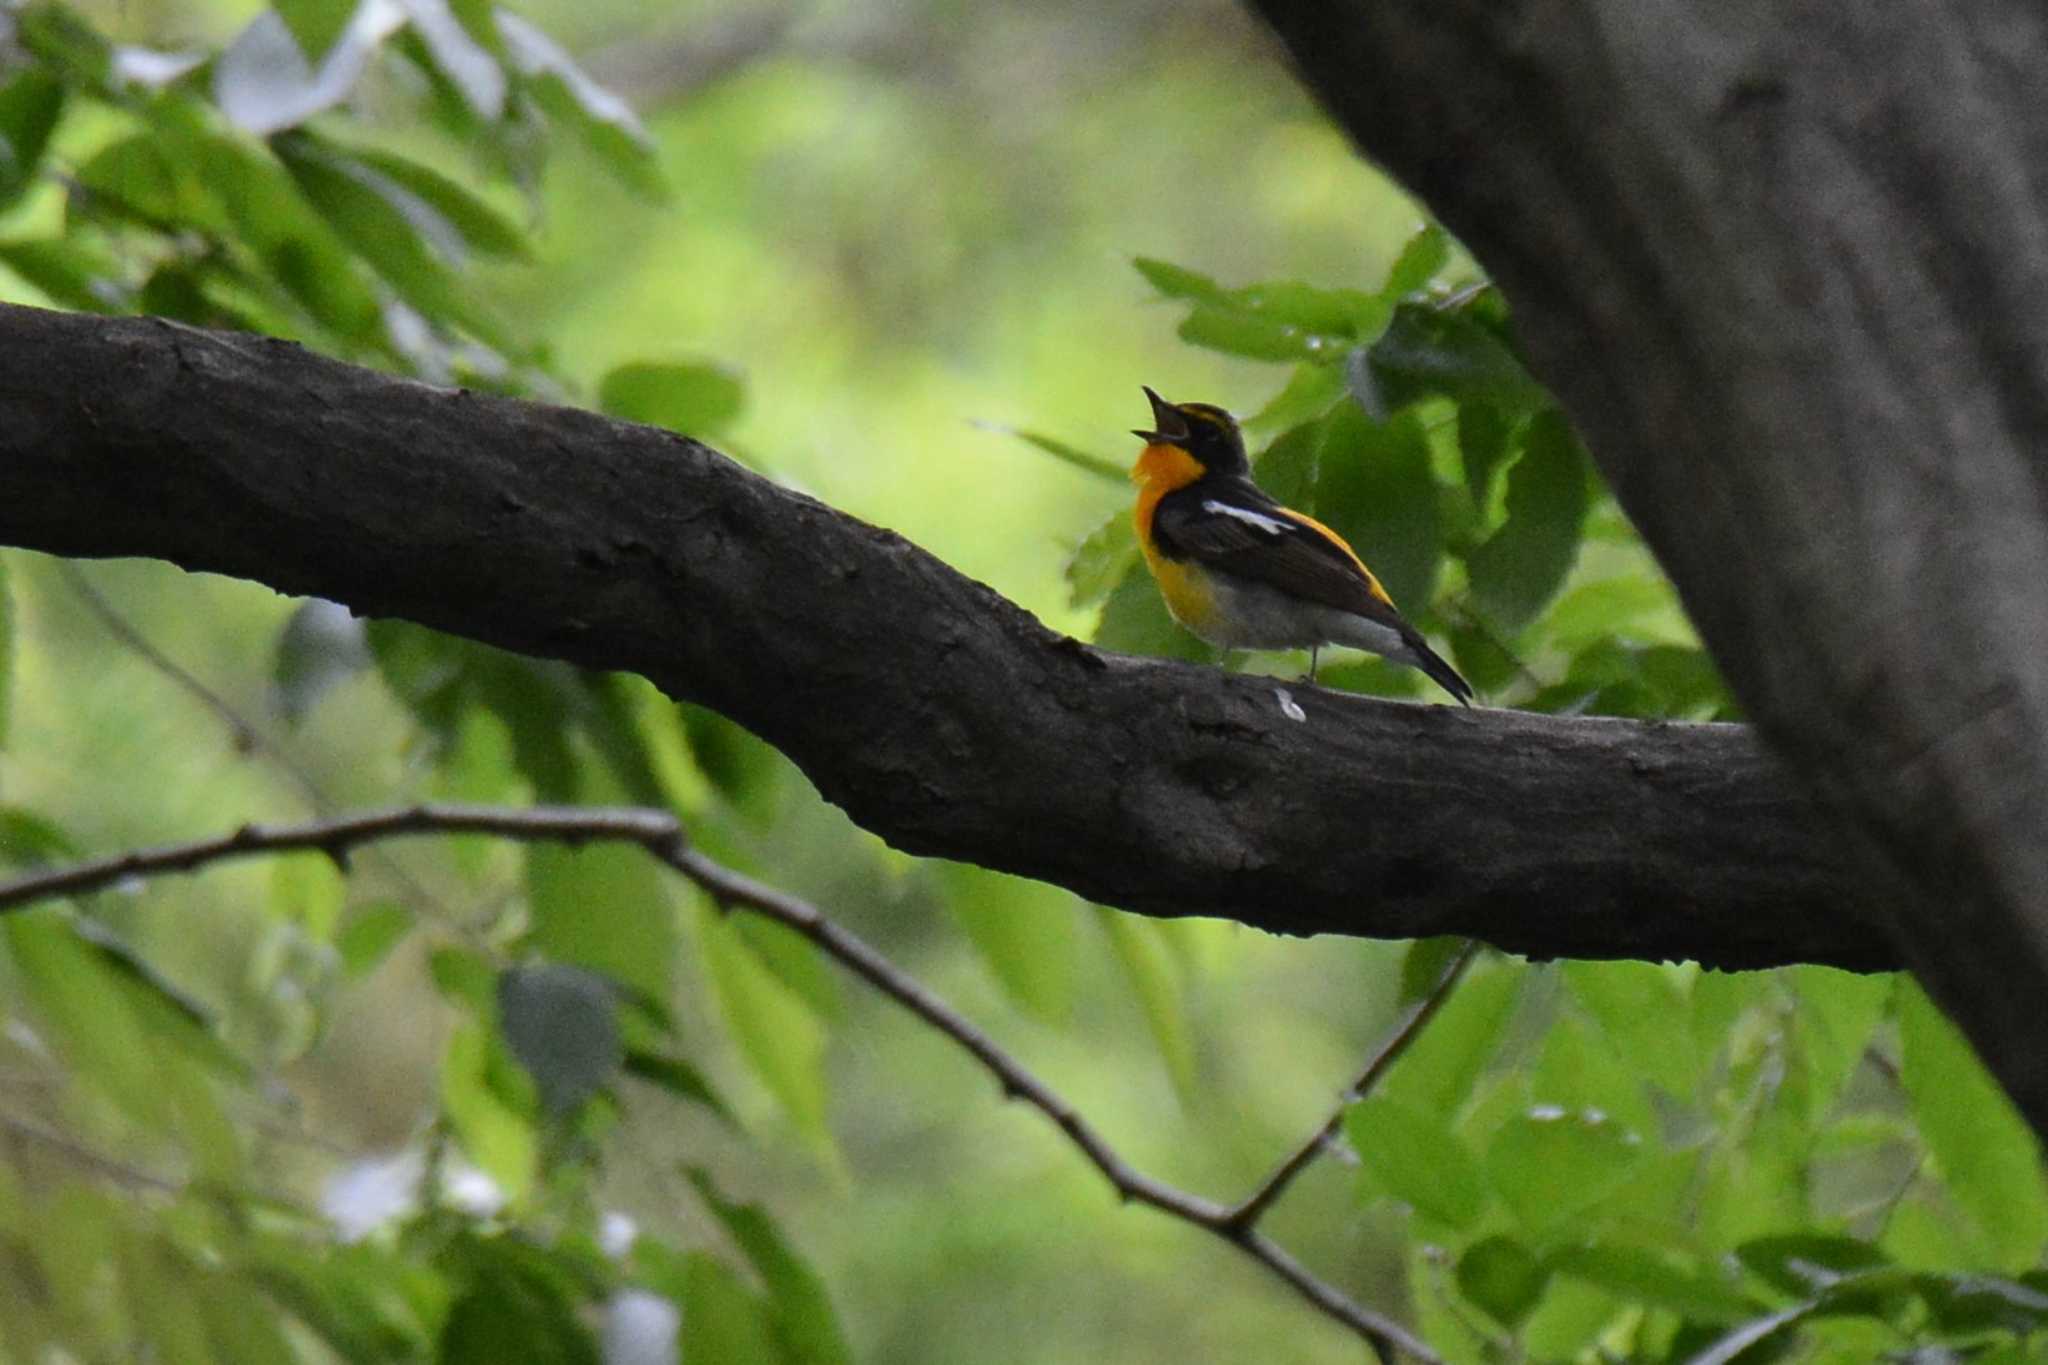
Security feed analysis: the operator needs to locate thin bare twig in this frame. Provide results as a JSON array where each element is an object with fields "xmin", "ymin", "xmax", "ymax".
[
  {"xmin": 0, "ymin": 803, "xmax": 1443, "ymax": 1363},
  {"xmin": 1227, "ymin": 940, "xmax": 1479, "ymax": 1229}
]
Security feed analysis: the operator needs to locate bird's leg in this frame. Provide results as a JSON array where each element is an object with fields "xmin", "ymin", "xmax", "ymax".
[{"xmin": 1305, "ymin": 645, "xmax": 1321, "ymax": 685}]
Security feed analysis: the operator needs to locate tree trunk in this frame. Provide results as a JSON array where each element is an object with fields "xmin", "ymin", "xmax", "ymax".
[{"xmin": 1248, "ymin": 0, "xmax": 2048, "ymax": 1130}]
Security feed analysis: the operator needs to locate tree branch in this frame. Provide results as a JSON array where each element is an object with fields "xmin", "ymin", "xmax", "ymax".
[
  {"xmin": 1243, "ymin": 0, "xmax": 2048, "ymax": 1127},
  {"xmin": 0, "ymin": 303, "xmax": 1890, "ymax": 972},
  {"xmin": 0, "ymin": 802, "xmax": 1443, "ymax": 1363}
]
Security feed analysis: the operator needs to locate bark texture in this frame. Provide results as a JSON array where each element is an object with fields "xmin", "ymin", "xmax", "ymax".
[
  {"xmin": 0, "ymin": 304, "xmax": 1892, "ymax": 971},
  {"xmin": 1248, "ymin": 1, "xmax": 2048, "ymax": 1122}
]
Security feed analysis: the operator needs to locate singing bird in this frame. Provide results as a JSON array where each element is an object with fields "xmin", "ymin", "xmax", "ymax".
[{"xmin": 1129, "ymin": 387, "xmax": 1473, "ymax": 706}]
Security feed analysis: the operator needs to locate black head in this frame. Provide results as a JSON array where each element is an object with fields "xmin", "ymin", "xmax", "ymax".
[{"xmin": 1133, "ymin": 386, "xmax": 1249, "ymax": 477}]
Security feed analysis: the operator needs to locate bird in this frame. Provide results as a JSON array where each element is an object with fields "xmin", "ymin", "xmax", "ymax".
[{"xmin": 1129, "ymin": 386, "xmax": 1474, "ymax": 706}]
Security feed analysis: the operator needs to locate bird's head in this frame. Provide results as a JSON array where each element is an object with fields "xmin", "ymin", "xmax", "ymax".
[{"xmin": 1132, "ymin": 386, "xmax": 1248, "ymax": 483}]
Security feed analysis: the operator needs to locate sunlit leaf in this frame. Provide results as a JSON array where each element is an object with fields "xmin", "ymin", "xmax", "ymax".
[
  {"xmin": 440, "ymin": 1019, "xmax": 537, "ymax": 1201},
  {"xmin": 1176, "ymin": 302, "xmax": 1331, "ymax": 363},
  {"xmin": 1487, "ymin": 1106, "xmax": 1645, "ymax": 1238},
  {"xmin": 1097, "ymin": 908, "xmax": 1198, "ymax": 1100},
  {"xmin": 1378, "ymin": 956, "xmax": 1521, "ymax": 1118},
  {"xmin": 334, "ymin": 900, "xmax": 412, "ymax": 977},
  {"xmin": 598, "ymin": 361, "xmax": 745, "ymax": 439},
  {"xmin": 687, "ymin": 1170, "xmax": 852, "ymax": 1365},
  {"xmin": 700, "ymin": 905, "xmax": 829, "ymax": 1140},
  {"xmin": 1383, "ymin": 222, "xmax": 1450, "ymax": 297},
  {"xmin": 674, "ymin": 1252, "xmax": 779, "ymax": 1363},
  {"xmin": 939, "ymin": 863, "xmax": 1077, "ymax": 1024},
  {"xmin": 1465, "ymin": 409, "xmax": 1589, "ymax": 633},
  {"xmin": 271, "ymin": 850, "xmax": 346, "ymax": 940},
  {"xmin": 1245, "ymin": 362, "xmax": 1345, "ymax": 434},
  {"xmin": 0, "ymin": 240, "xmax": 126, "ymax": 312},
  {"xmin": 1564, "ymin": 961, "xmax": 1697, "ymax": 1097},
  {"xmin": 1132, "ymin": 255, "xmax": 1221, "ymax": 302},
  {"xmin": 1348, "ymin": 1094, "xmax": 1490, "ymax": 1229},
  {"xmin": 1897, "ymin": 980, "xmax": 2048, "ymax": 1268}
]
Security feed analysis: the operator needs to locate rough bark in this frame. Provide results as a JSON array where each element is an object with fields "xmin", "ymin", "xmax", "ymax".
[
  {"xmin": 0, "ymin": 304, "xmax": 1892, "ymax": 971},
  {"xmin": 1248, "ymin": 1, "xmax": 2048, "ymax": 1123}
]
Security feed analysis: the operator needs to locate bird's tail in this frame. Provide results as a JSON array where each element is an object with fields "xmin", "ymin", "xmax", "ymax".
[{"xmin": 1403, "ymin": 632, "xmax": 1475, "ymax": 708}]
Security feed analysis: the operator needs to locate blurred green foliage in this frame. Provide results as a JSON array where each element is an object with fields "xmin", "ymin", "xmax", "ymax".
[{"xmin": 2, "ymin": 2, "xmax": 2046, "ymax": 1363}]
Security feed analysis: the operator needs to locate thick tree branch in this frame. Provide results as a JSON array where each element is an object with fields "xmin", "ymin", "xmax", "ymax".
[
  {"xmin": 0, "ymin": 303, "xmax": 1889, "ymax": 972},
  {"xmin": 1244, "ymin": 1, "xmax": 2048, "ymax": 1121},
  {"xmin": 0, "ymin": 803, "xmax": 1442, "ymax": 1363}
]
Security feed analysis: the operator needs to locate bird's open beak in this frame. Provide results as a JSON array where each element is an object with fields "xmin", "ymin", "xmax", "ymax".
[{"xmin": 1132, "ymin": 385, "xmax": 1190, "ymax": 444}]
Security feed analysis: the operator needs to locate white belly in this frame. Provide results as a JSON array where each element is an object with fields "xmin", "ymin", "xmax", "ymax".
[{"xmin": 1189, "ymin": 574, "xmax": 1415, "ymax": 664}]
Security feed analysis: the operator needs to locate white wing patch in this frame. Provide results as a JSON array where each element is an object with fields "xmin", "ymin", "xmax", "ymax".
[{"xmin": 1201, "ymin": 500, "xmax": 1293, "ymax": 536}]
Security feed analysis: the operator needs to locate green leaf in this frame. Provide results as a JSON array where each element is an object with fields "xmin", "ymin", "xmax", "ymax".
[
  {"xmin": 1251, "ymin": 416, "xmax": 1324, "ymax": 511},
  {"xmin": 598, "ymin": 361, "xmax": 746, "ymax": 439},
  {"xmin": 272, "ymin": 0, "xmax": 355, "ymax": 65},
  {"xmin": 0, "ymin": 805, "xmax": 78, "ymax": 867},
  {"xmin": 1093, "ymin": 562, "xmax": 1211, "ymax": 663},
  {"xmin": 1383, "ymin": 222, "xmax": 1450, "ymax": 297},
  {"xmin": 1564, "ymin": 960, "xmax": 1697, "ymax": 1097},
  {"xmin": 991, "ymin": 425, "xmax": 1128, "ymax": 485},
  {"xmin": 272, "ymin": 131, "xmax": 509, "ymax": 349},
  {"xmin": 1735, "ymin": 1235, "xmax": 1890, "ymax": 1299},
  {"xmin": 1097, "ymin": 908, "xmax": 1198, "ymax": 1100},
  {"xmin": 496, "ymin": 11, "xmax": 667, "ymax": 200},
  {"xmin": 1134, "ymin": 255, "xmax": 1221, "ymax": 301},
  {"xmin": 270, "ymin": 850, "xmax": 345, "ymax": 940},
  {"xmin": 1456, "ymin": 1237, "xmax": 1550, "ymax": 1329},
  {"xmin": 497, "ymin": 964, "xmax": 623, "ymax": 1116},
  {"xmin": 351, "ymin": 149, "xmax": 532, "ymax": 259},
  {"xmin": 1396, "ymin": 936, "xmax": 1468, "ymax": 1007},
  {"xmin": 1064, "ymin": 512, "xmax": 1138, "ymax": 610},
  {"xmin": 1378, "ymin": 957, "xmax": 1521, "ymax": 1117},
  {"xmin": 676, "ymin": 1252, "xmax": 781, "ymax": 1363},
  {"xmin": 438, "ymin": 1235, "xmax": 601, "ymax": 1365},
  {"xmin": 1542, "ymin": 575, "xmax": 1679, "ymax": 651},
  {"xmin": 1457, "ymin": 402, "xmax": 1519, "ymax": 509},
  {"xmin": 700, "ymin": 905, "xmax": 829, "ymax": 1140},
  {"xmin": 686, "ymin": 1170, "xmax": 852, "ymax": 1365},
  {"xmin": 1464, "ymin": 409, "xmax": 1590, "ymax": 633},
  {"xmin": 0, "ymin": 240, "xmax": 125, "ymax": 312},
  {"xmin": 0, "ymin": 69, "xmax": 65, "ymax": 210},
  {"xmin": 1176, "ymin": 301, "xmax": 1329, "ymax": 362},
  {"xmin": 1486, "ymin": 1106, "xmax": 1645, "ymax": 1238},
  {"xmin": 0, "ymin": 558, "xmax": 11, "ymax": 748},
  {"xmin": 1784, "ymin": 966, "xmax": 1887, "ymax": 1124},
  {"xmin": 14, "ymin": 4, "xmax": 112, "ymax": 87},
  {"xmin": 938, "ymin": 863, "xmax": 1077, "ymax": 1024},
  {"xmin": 1368, "ymin": 303, "xmax": 1552, "ymax": 415},
  {"xmin": 334, "ymin": 901, "xmax": 412, "ymax": 977},
  {"xmin": 1245, "ymin": 363, "xmax": 1346, "ymax": 434},
  {"xmin": 1549, "ymin": 1243, "xmax": 1759, "ymax": 1324},
  {"xmin": 622, "ymin": 1049, "xmax": 731, "ymax": 1120},
  {"xmin": 1897, "ymin": 979, "xmax": 2048, "ymax": 1267},
  {"xmin": 440, "ymin": 1019, "xmax": 538, "ymax": 1200},
  {"xmin": 1348, "ymin": 1094, "xmax": 1490, "ymax": 1229},
  {"xmin": 1314, "ymin": 403, "xmax": 1443, "ymax": 614}
]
